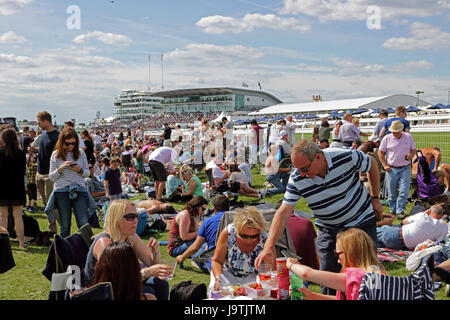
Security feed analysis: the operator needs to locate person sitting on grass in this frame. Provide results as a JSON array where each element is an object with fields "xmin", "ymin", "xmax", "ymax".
[
  {"xmin": 84, "ymin": 199, "xmax": 172, "ymax": 300},
  {"xmin": 169, "ymin": 166, "xmax": 203, "ymax": 202},
  {"xmin": 168, "ymin": 196, "xmax": 208, "ymax": 259},
  {"xmin": 286, "ymin": 228, "xmax": 388, "ymax": 300},
  {"xmin": 227, "ymin": 163, "xmax": 266, "ymax": 199},
  {"xmin": 211, "ymin": 206, "xmax": 268, "ymax": 291},
  {"xmin": 176, "ymin": 195, "xmax": 230, "ymax": 273},
  {"xmin": 88, "ymin": 240, "xmax": 156, "ymax": 300},
  {"xmin": 165, "ymin": 167, "xmax": 184, "ymax": 200}
]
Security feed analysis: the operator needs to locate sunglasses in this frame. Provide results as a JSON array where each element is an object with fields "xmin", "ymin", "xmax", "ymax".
[
  {"xmin": 65, "ymin": 142, "xmax": 76, "ymax": 146},
  {"xmin": 334, "ymin": 250, "xmax": 344, "ymax": 259},
  {"xmin": 298, "ymin": 154, "xmax": 317, "ymax": 173},
  {"xmin": 122, "ymin": 213, "xmax": 138, "ymax": 221},
  {"xmin": 239, "ymin": 233, "xmax": 260, "ymax": 240}
]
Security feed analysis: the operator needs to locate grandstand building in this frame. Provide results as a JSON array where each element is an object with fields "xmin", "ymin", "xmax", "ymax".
[
  {"xmin": 113, "ymin": 87, "xmax": 283, "ymax": 120},
  {"xmin": 113, "ymin": 90, "xmax": 164, "ymax": 120}
]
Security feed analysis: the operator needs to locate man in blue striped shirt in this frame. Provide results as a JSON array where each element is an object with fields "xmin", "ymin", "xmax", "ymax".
[{"xmin": 256, "ymin": 140, "xmax": 383, "ymax": 295}]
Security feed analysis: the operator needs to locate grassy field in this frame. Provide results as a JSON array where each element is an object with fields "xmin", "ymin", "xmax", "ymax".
[{"xmin": 1, "ymin": 167, "xmax": 449, "ymax": 300}]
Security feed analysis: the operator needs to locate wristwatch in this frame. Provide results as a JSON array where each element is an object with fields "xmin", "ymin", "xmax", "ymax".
[{"xmin": 141, "ymin": 269, "xmax": 146, "ymax": 280}]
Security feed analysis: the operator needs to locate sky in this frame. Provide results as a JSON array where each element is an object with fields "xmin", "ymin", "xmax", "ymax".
[{"xmin": 0, "ymin": 0, "xmax": 449, "ymax": 124}]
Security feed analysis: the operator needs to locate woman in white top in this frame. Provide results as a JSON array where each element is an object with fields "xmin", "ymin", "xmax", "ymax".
[
  {"xmin": 330, "ymin": 121, "xmax": 343, "ymax": 148},
  {"xmin": 48, "ymin": 127, "xmax": 90, "ymax": 238}
]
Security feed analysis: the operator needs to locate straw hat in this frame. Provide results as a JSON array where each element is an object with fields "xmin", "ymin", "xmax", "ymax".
[{"xmin": 388, "ymin": 120, "xmax": 404, "ymax": 133}]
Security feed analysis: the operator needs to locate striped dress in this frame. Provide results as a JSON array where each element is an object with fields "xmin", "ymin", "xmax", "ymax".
[{"xmin": 282, "ymin": 148, "xmax": 376, "ymax": 229}]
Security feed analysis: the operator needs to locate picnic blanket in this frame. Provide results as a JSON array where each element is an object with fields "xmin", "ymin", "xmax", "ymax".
[{"xmin": 377, "ymin": 248, "xmax": 413, "ymax": 262}]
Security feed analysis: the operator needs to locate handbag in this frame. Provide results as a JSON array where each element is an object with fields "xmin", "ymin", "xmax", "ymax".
[
  {"xmin": 170, "ymin": 280, "xmax": 207, "ymax": 301},
  {"xmin": 0, "ymin": 233, "xmax": 16, "ymax": 274}
]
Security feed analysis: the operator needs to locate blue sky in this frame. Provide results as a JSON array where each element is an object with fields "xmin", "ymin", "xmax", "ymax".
[{"xmin": 0, "ymin": 0, "xmax": 449, "ymax": 123}]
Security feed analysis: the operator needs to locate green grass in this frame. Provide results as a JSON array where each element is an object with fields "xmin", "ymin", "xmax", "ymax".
[{"xmin": 1, "ymin": 167, "xmax": 448, "ymax": 300}]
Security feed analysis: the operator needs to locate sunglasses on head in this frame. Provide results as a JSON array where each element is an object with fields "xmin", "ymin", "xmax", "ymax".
[
  {"xmin": 334, "ymin": 250, "xmax": 344, "ymax": 259},
  {"xmin": 123, "ymin": 213, "xmax": 138, "ymax": 221},
  {"xmin": 239, "ymin": 233, "xmax": 260, "ymax": 240},
  {"xmin": 65, "ymin": 142, "xmax": 76, "ymax": 146}
]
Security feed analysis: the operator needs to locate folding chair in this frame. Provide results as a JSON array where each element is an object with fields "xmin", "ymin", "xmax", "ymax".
[
  {"xmin": 192, "ymin": 247, "xmax": 216, "ymax": 273},
  {"xmin": 70, "ymin": 282, "xmax": 114, "ymax": 300}
]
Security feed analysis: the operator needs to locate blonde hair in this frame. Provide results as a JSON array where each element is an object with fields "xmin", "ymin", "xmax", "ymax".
[
  {"xmin": 103, "ymin": 199, "xmax": 135, "ymax": 241},
  {"xmin": 336, "ymin": 228, "xmax": 387, "ymax": 274},
  {"xmin": 233, "ymin": 207, "xmax": 267, "ymax": 234}
]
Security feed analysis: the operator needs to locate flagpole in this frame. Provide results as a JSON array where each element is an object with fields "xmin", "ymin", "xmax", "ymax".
[
  {"xmin": 148, "ymin": 54, "xmax": 151, "ymax": 91},
  {"xmin": 161, "ymin": 53, "xmax": 164, "ymax": 91}
]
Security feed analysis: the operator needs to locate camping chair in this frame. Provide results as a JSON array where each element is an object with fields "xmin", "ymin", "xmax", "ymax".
[
  {"xmin": 70, "ymin": 282, "xmax": 114, "ymax": 300},
  {"xmin": 192, "ymin": 247, "xmax": 216, "ymax": 273},
  {"xmin": 358, "ymin": 253, "xmax": 436, "ymax": 300},
  {"xmin": 42, "ymin": 224, "xmax": 94, "ymax": 298}
]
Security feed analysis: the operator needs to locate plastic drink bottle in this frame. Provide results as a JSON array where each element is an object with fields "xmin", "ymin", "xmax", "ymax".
[{"xmin": 290, "ymin": 274, "xmax": 303, "ymax": 300}]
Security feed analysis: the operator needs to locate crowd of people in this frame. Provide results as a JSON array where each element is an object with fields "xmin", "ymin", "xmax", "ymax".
[{"xmin": 0, "ymin": 105, "xmax": 449, "ymax": 301}]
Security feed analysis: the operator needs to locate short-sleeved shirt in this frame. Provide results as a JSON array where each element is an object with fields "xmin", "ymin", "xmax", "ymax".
[
  {"xmin": 374, "ymin": 118, "xmax": 388, "ymax": 137},
  {"xmin": 198, "ymin": 211, "xmax": 226, "ymax": 249},
  {"xmin": 104, "ymin": 168, "xmax": 122, "ymax": 195},
  {"xmin": 379, "ymin": 132, "xmax": 416, "ymax": 167},
  {"xmin": 185, "ymin": 175, "xmax": 203, "ymax": 197},
  {"xmin": 148, "ymin": 147, "xmax": 177, "ymax": 171},
  {"xmin": 283, "ymin": 148, "xmax": 375, "ymax": 229},
  {"xmin": 37, "ymin": 129, "xmax": 60, "ymax": 174},
  {"xmin": 402, "ymin": 211, "xmax": 448, "ymax": 249},
  {"xmin": 163, "ymin": 127, "xmax": 172, "ymax": 140},
  {"xmin": 339, "ymin": 121, "xmax": 360, "ymax": 142},
  {"xmin": 20, "ymin": 134, "xmax": 33, "ymax": 152},
  {"xmin": 384, "ymin": 117, "xmax": 410, "ymax": 135}
]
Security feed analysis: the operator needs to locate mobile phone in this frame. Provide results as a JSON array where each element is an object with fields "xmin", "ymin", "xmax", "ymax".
[
  {"xmin": 281, "ymin": 249, "xmax": 302, "ymax": 261},
  {"xmin": 70, "ymin": 163, "xmax": 76, "ymax": 167}
]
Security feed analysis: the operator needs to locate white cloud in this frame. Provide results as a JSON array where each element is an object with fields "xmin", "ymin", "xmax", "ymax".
[
  {"xmin": 196, "ymin": 13, "xmax": 310, "ymax": 34},
  {"xmin": 0, "ymin": 53, "xmax": 34, "ymax": 66},
  {"xmin": 0, "ymin": 0, "xmax": 33, "ymax": 16},
  {"xmin": 383, "ymin": 22, "xmax": 450, "ymax": 50},
  {"xmin": 279, "ymin": 0, "xmax": 448, "ymax": 23},
  {"xmin": 164, "ymin": 43, "xmax": 264, "ymax": 65},
  {"xmin": 331, "ymin": 57, "xmax": 433, "ymax": 75},
  {"xmin": 0, "ymin": 31, "xmax": 27, "ymax": 43},
  {"xmin": 72, "ymin": 30, "xmax": 132, "ymax": 46}
]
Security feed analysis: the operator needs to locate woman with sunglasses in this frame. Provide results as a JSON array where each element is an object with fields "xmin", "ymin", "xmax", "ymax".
[
  {"xmin": 84, "ymin": 200, "xmax": 172, "ymax": 300},
  {"xmin": 47, "ymin": 127, "xmax": 94, "ymax": 238},
  {"xmin": 168, "ymin": 196, "xmax": 208, "ymax": 258},
  {"xmin": 286, "ymin": 228, "xmax": 387, "ymax": 300},
  {"xmin": 211, "ymin": 207, "xmax": 268, "ymax": 291}
]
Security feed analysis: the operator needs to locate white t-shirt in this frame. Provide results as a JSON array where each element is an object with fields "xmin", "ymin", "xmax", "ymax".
[
  {"xmin": 92, "ymin": 134, "xmax": 102, "ymax": 145},
  {"xmin": 402, "ymin": 212, "xmax": 448, "ymax": 249},
  {"xmin": 205, "ymin": 161, "xmax": 224, "ymax": 179}
]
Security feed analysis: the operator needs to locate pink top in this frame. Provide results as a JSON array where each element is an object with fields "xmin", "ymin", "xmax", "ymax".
[
  {"xmin": 379, "ymin": 132, "xmax": 415, "ymax": 167},
  {"xmin": 336, "ymin": 267, "xmax": 366, "ymax": 300}
]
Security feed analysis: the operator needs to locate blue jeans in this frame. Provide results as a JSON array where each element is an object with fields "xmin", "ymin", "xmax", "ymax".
[
  {"xmin": 170, "ymin": 240, "xmax": 194, "ymax": 257},
  {"xmin": 143, "ymin": 276, "xmax": 169, "ymax": 300},
  {"xmin": 385, "ymin": 165, "xmax": 411, "ymax": 214},
  {"xmin": 54, "ymin": 191, "xmax": 89, "ymax": 238},
  {"xmin": 266, "ymin": 172, "xmax": 290, "ymax": 195},
  {"xmin": 376, "ymin": 225, "xmax": 406, "ymax": 250},
  {"xmin": 191, "ymin": 242, "xmax": 209, "ymax": 274}
]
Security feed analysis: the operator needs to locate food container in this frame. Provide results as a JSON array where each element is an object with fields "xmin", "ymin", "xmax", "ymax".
[{"xmin": 243, "ymin": 283, "xmax": 271, "ymax": 300}]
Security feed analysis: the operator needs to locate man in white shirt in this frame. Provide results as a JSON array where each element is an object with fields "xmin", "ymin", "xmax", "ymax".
[
  {"xmin": 285, "ymin": 116, "xmax": 296, "ymax": 147},
  {"xmin": 147, "ymin": 146, "xmax": 177, "ymax": 200},
  {"xmin": 276, "ymin": 130, "xmax": 291, "ymax": 159},
  {"xmin": 377, "ymin": 204, "xmax": 448, "ymax": 250}
]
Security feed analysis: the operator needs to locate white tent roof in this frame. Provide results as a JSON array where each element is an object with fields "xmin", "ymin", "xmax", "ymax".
[
  {"xmin": 250, "ymin": 96, "xmax": 389, "ymax": 116},
  {"xmin": 249, "ymin": 94, "xmax": 430, "ymax": 116},
  {"xmin": 211, "ymin": 111, "xmax": 229, "ymax": 123}
]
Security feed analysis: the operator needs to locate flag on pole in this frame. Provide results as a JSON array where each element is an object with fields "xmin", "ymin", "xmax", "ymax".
[
  {"xmin": 242, "ymin": 82, "xmax": 248, "ymax": 88},
  {"xmin": 258, "ymin": 81, "xmax": 261, "ymax": 90}
]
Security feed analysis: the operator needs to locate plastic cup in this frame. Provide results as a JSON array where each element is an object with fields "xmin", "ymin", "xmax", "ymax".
[
  {"xmin": 161, "ymin": 259, "xmax": 177, "ymax": 281},
  {"xmin": 258, "ymin": 263, "xmax": 272, "ymax": 283}
]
